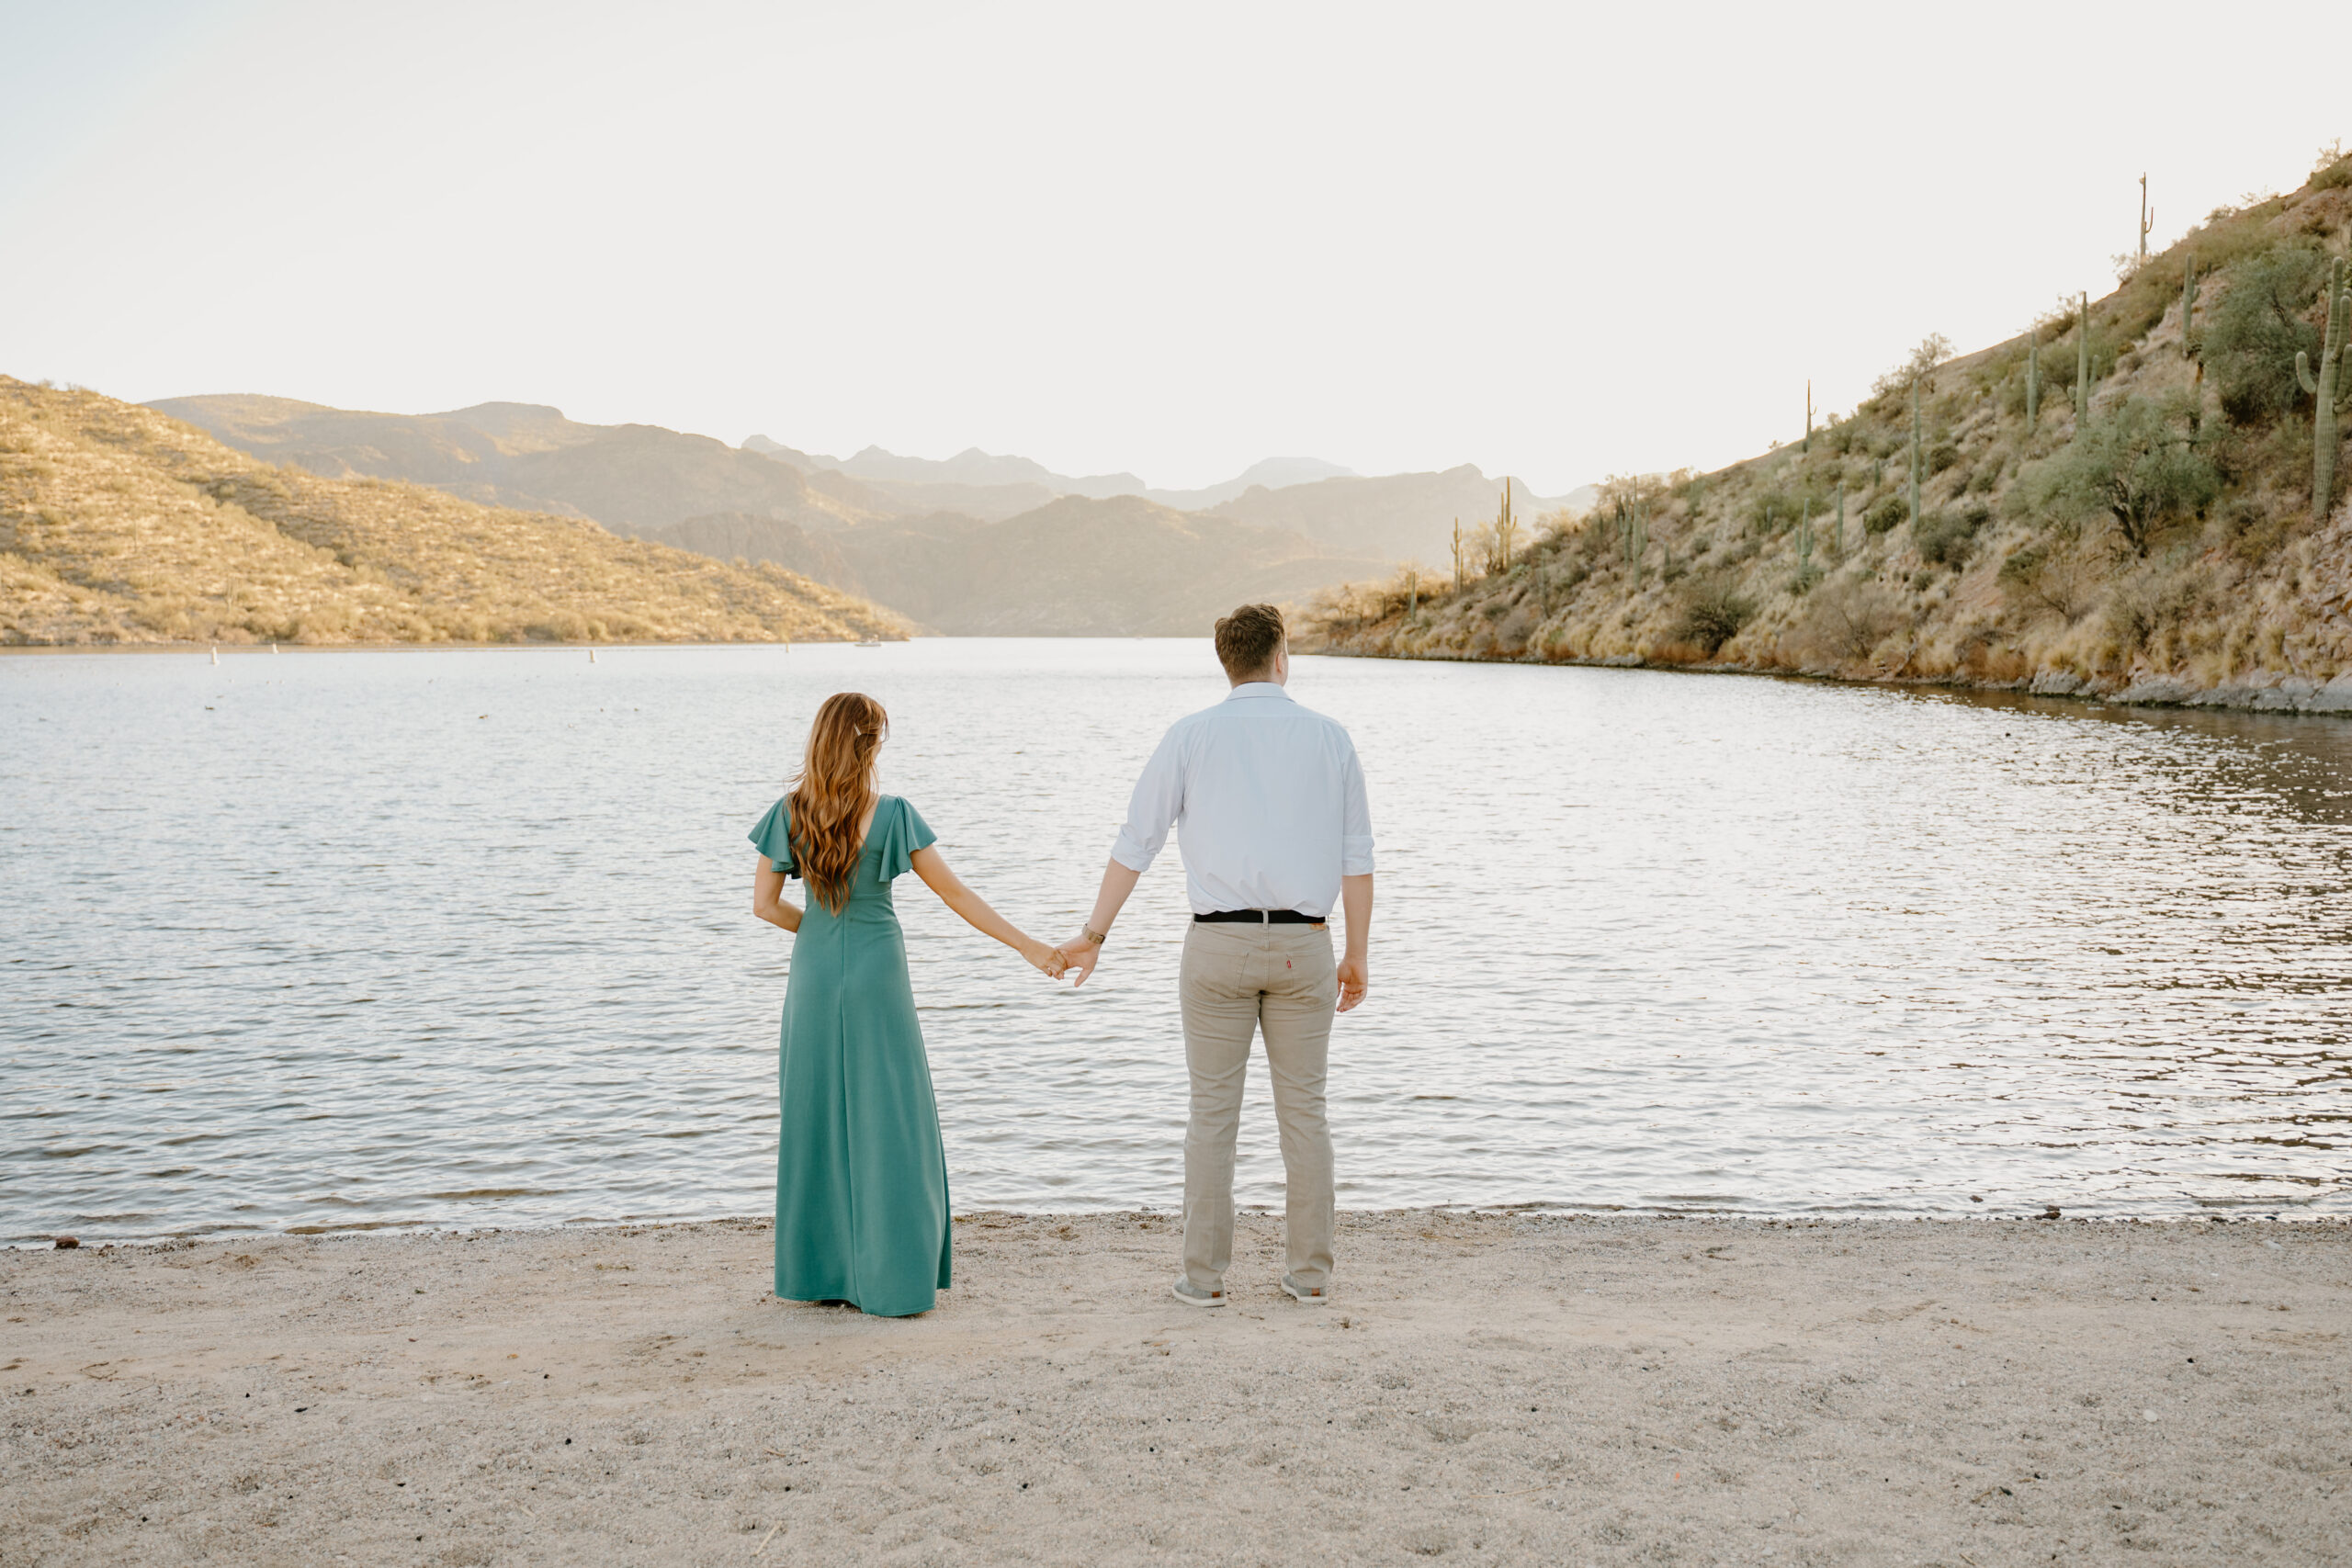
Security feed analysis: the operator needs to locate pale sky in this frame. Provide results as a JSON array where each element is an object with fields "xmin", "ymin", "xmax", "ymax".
[{"xmin": 3, "ymin": 1, "xmax": 2342, "ymax": 494}]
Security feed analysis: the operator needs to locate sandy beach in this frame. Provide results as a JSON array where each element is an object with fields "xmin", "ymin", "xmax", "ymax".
[{"xmin": 4, "ymin": 1211, "xmax": 2345, "ymax": 1567}]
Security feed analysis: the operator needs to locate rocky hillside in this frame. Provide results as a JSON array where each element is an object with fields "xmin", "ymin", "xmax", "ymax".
[
  {"xmin": 0, "ymin": 379, "xmax": 907, "ymax": 646},
  {"xmin": 1300, "ymin": 152, "xmax": 2352, "ymax": 716},
  {"xmin": 146, "ymin": 395, "xmax": 897, "ymax": 532}
]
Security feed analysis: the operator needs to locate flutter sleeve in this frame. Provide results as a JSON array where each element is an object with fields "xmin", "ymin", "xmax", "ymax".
[
  {"xmin": 874, "ymin": 796, "xmax": 937, "ymax": 881},
  {"xmin": 749, "ymin": 797, "xmax": 798, "ymax": 877}
]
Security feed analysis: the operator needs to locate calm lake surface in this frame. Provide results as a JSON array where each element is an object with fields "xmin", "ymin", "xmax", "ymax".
[{"xmin": 4, "ymin": 639, "xmax": 2347, "ymax": 1243}]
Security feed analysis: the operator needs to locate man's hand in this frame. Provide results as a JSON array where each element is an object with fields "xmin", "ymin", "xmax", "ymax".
[
  {"xmin": 1057, "ymin": 935, "xmax": 1103, "ymax": 987},
  {"xmin": 1337, "ymin": 953, "xmax": 1367, "ymax": 1012}
]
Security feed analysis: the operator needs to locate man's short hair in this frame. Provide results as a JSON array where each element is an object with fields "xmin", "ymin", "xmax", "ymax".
[{"xmin": 1214, "ymin": 604, "xmax": 1285, "ymax": 681}]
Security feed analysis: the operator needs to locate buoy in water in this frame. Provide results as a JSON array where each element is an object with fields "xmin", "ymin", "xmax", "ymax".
[
  {"xmin": 209, "ymin": 646, "xmax": 219, "ymax": 665},
  {"xmin": 589, "ymin": 648, "xmax": 597, "ymax": 663},
  {"xmin": 271, "ymin": 643, "xmax": 279, "ymax": 654}
]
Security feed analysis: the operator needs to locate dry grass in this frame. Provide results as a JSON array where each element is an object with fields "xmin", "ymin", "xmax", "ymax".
[{"xmin": 0, "ymin": 378, "xmax": 908, "ymax": 646}]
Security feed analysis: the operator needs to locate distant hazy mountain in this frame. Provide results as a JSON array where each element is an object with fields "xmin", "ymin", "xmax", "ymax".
[
  {"xmin": 1208, "ymin": 467, "xmax": 1579, "ymax": 566},
  {"xmin": 150, "ymin": 396, "xmax": 896, "ymax": 531},
  {"xmin": 632, "ymin": 512, "xmax": 862, "ymax": 597},
  {"xmin": 148, "ymin": 391, "xmax": 1567, "ymax": 634},
  {"xmin": 637, "ymin": 495, "xmax": 1390, "ymax": 637},
  {"xmin": 739, "ymin": 436, "xmax": 1360, "ymax": 513},
  {"xmin": 1141, "ymin": 456, "xmax": 1359, "ymax": 510},
  {"xmin": 13, "ymin": 379, "xmax": 904, "ymax": 647},
  {"xmin": 741, "ymin": 434, "xmax": 1147, "ymax": 499}
]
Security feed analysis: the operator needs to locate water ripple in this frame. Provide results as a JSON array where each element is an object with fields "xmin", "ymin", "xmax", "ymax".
[{"xmin": 0, "ymin": 640, "xmax": 2346, "ymax": 1242}]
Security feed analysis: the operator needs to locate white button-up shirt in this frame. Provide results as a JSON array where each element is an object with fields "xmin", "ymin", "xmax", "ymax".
[{"xmin": 1110, "ymin": 682, "xmax": 1375, "ymax": 918}]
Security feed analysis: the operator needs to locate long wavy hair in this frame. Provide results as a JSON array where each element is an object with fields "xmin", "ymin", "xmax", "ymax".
[{"xmin": 788, "ymin": 692, "xmax": 888, "ymax": 913}]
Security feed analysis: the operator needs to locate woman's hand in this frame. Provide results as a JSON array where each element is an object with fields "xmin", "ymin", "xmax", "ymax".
[
  {"xmin": 753, "ymin": 855, "xmax": 802, "ymax": 932},
  {"xmin": 1020, "ymin": 938, "xmax": 1069, "ymax": 979}
]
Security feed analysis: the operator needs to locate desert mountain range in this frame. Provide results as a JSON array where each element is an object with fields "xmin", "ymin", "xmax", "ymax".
[
  {"xmin": 148, "ymin": 394, "xmax": 1586, "ymax": 634},
  {"xmin": 1302, "ymin": 149, "xmax": 2352, "ymax": 716},
  {"xmin": 2, "ymin": 378, "xmax": 905, "ymax": 647}
]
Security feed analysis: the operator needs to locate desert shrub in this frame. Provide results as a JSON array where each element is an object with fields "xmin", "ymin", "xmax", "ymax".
[
  {"xmin": 1913, "ymin": 510, "xmax": 1974, "ymax": 567},
  {"xmin": 1863, "ymin": 493, "xmax": 1908, "ymax": 535},
  {"xmin": 1927, "ymin": 439, "xmax": 1962, "ymax": 475},
  {"xmin": 2020, "ymin": 393, "xmax": 2219, "ymax": 555},
  {"xmin": 2102, "ymin": 559, "xmax": 2212, "ymax": 658},
  {"xmin": 2204, "ymin": 243, "xmax": 2327, "ymax": 426},
  {"xmin": 1496, "ymin": 602, "xmax": 1541, "ymax": 648},
  {"xmin": 1676, "ymin": 580, "xmax": 1755, "ymax": 656},
  {"xmin": 2314, "ymin": 155, "xmax": 2352, "ymax": 192},
  {"xmin": 1871, "ymin": 334, "xmax": 1954, "ymax": 400},
  {"xmin": 2210, "ymin": 494, "xmax": 2289, "ymax": 564},
  {"xmin": 1798, "ymin": 577, "xmax": 1903, "ymax": 661},
  {"xmin": 1746, "ymin": 488, "xmax": 1794, "ymax": 535},
  {"xmin": 1998, "ymin": 372, "xmax": 2030, "ymax": 420}
]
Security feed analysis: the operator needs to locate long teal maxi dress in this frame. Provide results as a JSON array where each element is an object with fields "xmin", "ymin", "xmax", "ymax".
[{"xmin": 749, "ymin": 795, "xmax": 952, "ymax": 1318}]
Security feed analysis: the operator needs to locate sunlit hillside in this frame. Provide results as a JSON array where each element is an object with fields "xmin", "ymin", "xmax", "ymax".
[
  {"xmin": 147, "ymin": 395, "xmax": 893, "ymax": 532},
  {"xmin": 0, "ymin": 378, "xmax": 907, "ymax": 646},
  {"xmin": 1302, "ymin": 151, "xmax": 2352, "ymax": 714}
]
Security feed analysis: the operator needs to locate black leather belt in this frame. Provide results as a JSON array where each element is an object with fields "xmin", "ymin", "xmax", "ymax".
[{"xmin": 1193, "ymin": 908, "xmax": 1325, "ymax": 924}]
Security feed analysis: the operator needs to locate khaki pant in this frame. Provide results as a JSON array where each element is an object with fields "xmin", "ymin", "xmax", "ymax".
[{"xmin": 1178, "ymin": 919, "xmax": 1338, "ymax": 1292}]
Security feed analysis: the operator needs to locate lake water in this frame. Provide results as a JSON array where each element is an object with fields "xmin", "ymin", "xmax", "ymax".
[{"xmin": 4, "ymin": 639, "xmax": 2347, "ymax": 1244}]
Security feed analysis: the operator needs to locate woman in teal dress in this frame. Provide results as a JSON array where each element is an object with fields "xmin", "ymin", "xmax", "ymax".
[{"xmin": 750, "ymin": 691, "xmax": 1063, "ymax": 1317}]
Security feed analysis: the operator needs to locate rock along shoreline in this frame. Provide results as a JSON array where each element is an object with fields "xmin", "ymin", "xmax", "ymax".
[{"xmin": 1314, "ymin": 643, "xmax": 2352, "ymax": 718}]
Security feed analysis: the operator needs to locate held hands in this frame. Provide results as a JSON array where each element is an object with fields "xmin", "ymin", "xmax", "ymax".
[
  {"xmin": 1053, "ymin": 933, "xmax": 1102, "ymax": 987},
  {"xmin": 1017, "ymin": 937, "xmax": 1069, "ymax": 980}
]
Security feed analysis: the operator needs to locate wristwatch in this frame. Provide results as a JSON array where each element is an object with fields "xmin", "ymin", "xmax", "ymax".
[{"xmin": 1081, "ymin": 926, "xmax": 1110, "ymax": 947}]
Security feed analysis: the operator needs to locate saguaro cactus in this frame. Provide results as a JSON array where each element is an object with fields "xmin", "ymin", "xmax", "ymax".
[
  {"xmin": 2295, "ymin": 256, "xmax": 2348, "ymax": 519},
  {"xmin": 2075, "ymin": 293, "xmax": 2091, "ymax": 431},
  {"xmin": 2026, "ymin": 324, "xmax": 2041, "ymax": 426},
  {"xmin": 1494, "ymin": 482, "xmax": 1518, "ymax": 571},
  {"xmin": 1617, "ymin": 497, "xmax": 1648, "ymax": 589},
  {"xmin": 1798, "ymin": 498, "xmax": 1814, "ymax": 576},
  {"xmin": 1909, "ymin": 378, "xmax": 1923, "ymax": 529},
  {"xmin": 1835, "ymin": 481, "xmax": 1846, "ymax": 558},
  {"xmin": 2138, "ymin": 174, "xmax": 2153, "ymax": 264},
  {"xmin": 1804, "ymin": 379, "xmax": 1813, "ymax": 454},
  {"xmin": 2180, "ymin": 254, "xmax": 2197, "ymax": 355},
  {"xmin": 1451, "ymin": 518, "xmax": 1464, "ymax": 590}
]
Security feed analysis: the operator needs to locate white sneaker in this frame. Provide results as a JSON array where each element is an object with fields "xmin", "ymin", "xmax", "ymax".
[
  {"xmin": 1282, "ymin": 1273, "xmax": 1330, "ymax": 1304},
  {"xmin": 1170, "ymin": 1279, "xmax": 1227, "ymax": 1308}
]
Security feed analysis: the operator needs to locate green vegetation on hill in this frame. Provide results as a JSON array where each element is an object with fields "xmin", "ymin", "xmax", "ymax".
[
  {"xmin": 1302, "ymin": 152, "xmax": 2352, "ymax": 712},
  {"xmin": 0, "ymin": 378, "xmax": 907, "ymax": 646}
]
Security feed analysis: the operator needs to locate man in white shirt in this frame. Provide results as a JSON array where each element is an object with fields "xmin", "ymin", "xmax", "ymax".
[{"xmin": 1057, "ymin": 604, "xmax": 1374, "ymax": 1307}]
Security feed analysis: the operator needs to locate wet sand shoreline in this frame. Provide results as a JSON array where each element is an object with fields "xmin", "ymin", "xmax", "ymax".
[{"xmin": 5, "ymin": 1211, "xmax": 2346, "ymax": 1566}]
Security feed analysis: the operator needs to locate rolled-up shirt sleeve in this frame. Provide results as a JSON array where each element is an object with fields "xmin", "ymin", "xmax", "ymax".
[
  {"xmin": 1109, "ymin": 728, "xmax": 1185, "ymax": 873},
  {"xmin": 1340, "ymin": 736, "xmax": 1375, "ymax": 876}
]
